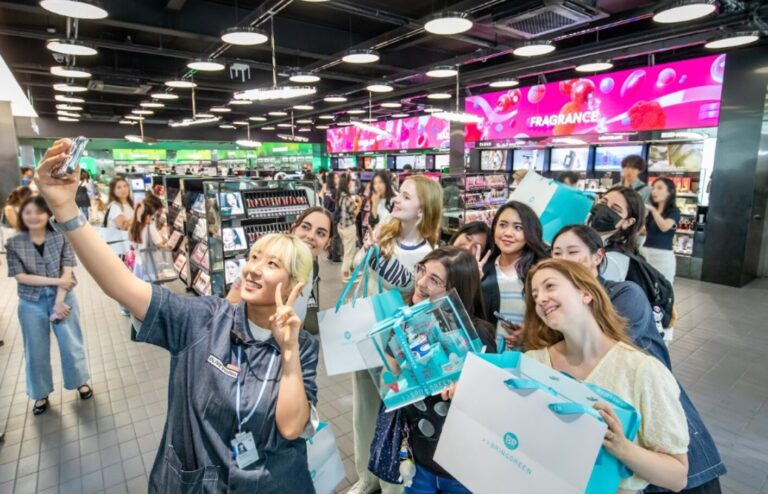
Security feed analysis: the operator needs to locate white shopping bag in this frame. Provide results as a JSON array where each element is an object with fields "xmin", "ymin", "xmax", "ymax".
[
  {"xmin": 434, "ymin": 353, "xmax": 607, "ymax": 494},
  {"xmin": 318, "ymin": 296, "xmax": 381, "ymax": 376},
  {"xmin": 96, "ymin": 226, "xmax": 130, "ymax": 256},
  {"xmin": 306, "ymin": 423, "xmax": 345, "ymax": 494}
]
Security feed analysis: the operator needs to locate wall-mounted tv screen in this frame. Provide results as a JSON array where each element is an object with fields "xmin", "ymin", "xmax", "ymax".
[
  {"xmin": 396, "ymin": 155, "xmax": 416, "ymax": 170},
  {"xmin": 594, "ymin": 145, "xmax": 644, "ymax": 171},
  {"xmin": 549, "ymin": 147, "xmax": 590, "ymax": 172},
  {"xmin": 372, "ymin": 156, "xmax": 387, "ymax": 170},
  {"xmin": 480, "ymin": 150, "xmax": 510, "ymax": 172},
  {"xmin": 647, "ymin": 142, "xmax": 703, "ymax": 172},
  {"xmin": 513, "ymin": 149, "xmax": 546, "ymax": 171},
  {"xmin": 414, "ymin": 155, "xmax": 426, "ymax": 170},
  {"xmin": 434, "ymin": 154, "xmax": 450, "ymax": 169},
  {"xmin": 337, "ymin": 156, "xmax": 356, "ymax": 169}
]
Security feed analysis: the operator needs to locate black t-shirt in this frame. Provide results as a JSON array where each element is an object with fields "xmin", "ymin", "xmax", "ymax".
[
  {"xmin": 33, "ymin": 242, "xmax": 45, "ymax": 257},
  {"xmin": 644, "ymin": 207, "xmax": 680, "ymax": 251},
  {"xmin": 402, "ymin": 317, "xmax": 496, "ymax": 478}
]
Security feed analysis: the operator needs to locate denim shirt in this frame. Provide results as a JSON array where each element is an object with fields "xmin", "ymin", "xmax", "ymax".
[
  {"xmin": 602, "ymin": 279, "xmax": 726, "ymax": 490},
  {"xmin": 136, "ymin": 285, "xmax": 319, "ymax": 493}
]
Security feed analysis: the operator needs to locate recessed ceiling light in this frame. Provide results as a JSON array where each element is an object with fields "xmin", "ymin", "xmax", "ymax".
[
  {"xmin": 315, "ymin": 124, "xmax": 329, "ymax": 129},
  {"xmin": 46, "ymin": 39, "xmax": 97, "ymax": 56},
  {"xmin": 653, "ymin": 0, "xmax": 716, "ymax": 24},
  {"xmin": 347, "ymin": 109, "xmax": 365, "ymax": 114},
  {"xmin": 229, "ymin": 99, "xmax": 253, "ymax": 105},
  {"xmin": 268, "ymin": 110, "xmax": 288, "ymax": 116},
  {"xmin": 56, "ymin": 104, "xmax": 82, "ymax": 111},
  {"xmin": 187, "ymin": 58, "xmax": 226, "ymax": 71},
  {"xmin": 261, "ymin": 126, "xmax": 276, "ymax": 130},
  {"xmin": 233, "ymin": 120, "xmax": 249, "ymax": 126},
  {"xmin": 151, "ymin": 92, "xmax": 179, "ymax": 100},
  {"xmin": 195, "ymin": 113, "xmax": 214, "ymax": 119},
  {"xmin": 289, "ymin": 72, "xmax": 321, "ymax": 83},
  {"xmin": 427, "ymin": 92, "xmax": 451, "ymax": 100},
  {"xmin": 53, "ymin": 83, "xmax": 87, "ymax": 92},
  {"xmin": 219, "ymin": 124, "xmax": 236, "ymax": 129},
  {"xmin": 367, "ymin": 83, "xmax": 393, "ymax": 93},
  {"xmin": 277, "ymin": 123, "xmax": 293, "ymax": 128},
  {"xmin": 131, "ymin": 109, "xmax": 154, "ymax": 115},
  {"xmin": 249, "ymin": 116, "xmax": 267, "ymax": 121},
  {"xmin": 165, "ymin": 79, "xmax": 197, "ymax": 88},
  {"xmin": 296, "ymin": 118, "xmax": 313, "ymax": 124},
  {"xmin": 55, "ymin": 94, "xmax": 84, "ymax": 103},
  {"xmin": 210, "ymin": 107, "xmax": 232, "ymax": 113},
  {"xmin": 380, "ymin": 102, "xmax": 402, "ymax": 108},
  {"xmin": 40, "ymin": 0, "xmax": 108, "ymax": 19},
  {"xmin": 424, "ymin": 11, "xmax": 473, "ymax": 35},
  {"xmin": 342, "ymin": 49, "xmax": 380, "ymax": 64},
  {"xmin": 391, "ymin": 113, "xmax": 409, "ymax": 118},
  {"xmin": 57, "ymin": 110, "xmax": 80, "ymax": 118},
  {"xmin": 140, "ymin": 101, "xmax": 165, "ymax": 108},
  {"xmin": 221, "ymin": 26, "xmax": 269, "ymax": 46},
  {"xmin": 513, "ymin": 40, "xmax": 555, "ymax": 57},
  {"xmin": 125, "ymin": 115, "xmax": 144, "ymax": 121},
  {"xmin": 50, "ymin": 66, "xmax": 91, "ymax": 78},
  {"xmin": 489, "ymin": 78, "xmax": 519, "ymax": 88},
  {"xmin": 324, "ymin": 95, "xmax": 348, "ymax": 103},
  {"xmin": 58, "ymin": 116, "xmax": 79, "ymax": 122},
  {"xmin": 705, "ymin": 31, "xmax": 760, "ymax": 49},
  {"xmin": 575, "ymin": 60, "xmax": 614, "ymax": 72},
  {"xmin": 293, "ymin": 104, "xmax": 315, "ymax": 111},
  {"xmin": 424, "ymin": 107, "xmax": 444, "ymax": 113},
  {"xmin": 426, "ymin": 65, "xmax": 458, "ymax": 78}
]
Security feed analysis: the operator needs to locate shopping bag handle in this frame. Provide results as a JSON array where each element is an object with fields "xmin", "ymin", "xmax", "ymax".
[
  {"xmin": 504, "ymin": 378, "xmax": 558, "ymax": 397},
  {"xmin": 548, "ymin": 402, "xmax": 603, "ymax": 421},
  {"xmin": 361, "ymin": 244, "xmax": 384, "ymax": 298},
  {"xmin": 336, "ymin": 247, "xmax": 373, "ymax": 312}
]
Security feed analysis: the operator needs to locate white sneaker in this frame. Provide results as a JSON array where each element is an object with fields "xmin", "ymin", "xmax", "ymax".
[{"xmin": 346, "ymin": 480, "xmax": 380, "ymax": 494}]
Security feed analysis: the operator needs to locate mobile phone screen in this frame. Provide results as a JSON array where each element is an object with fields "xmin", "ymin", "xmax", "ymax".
[{"xmin": 54, "ymin": 136, "xmax": 88, "ymax": 176}]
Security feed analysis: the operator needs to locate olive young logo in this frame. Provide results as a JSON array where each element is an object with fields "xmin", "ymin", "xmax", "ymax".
[{"xmin": 528, "ymin": 110, "xmax": 601, "ymax": 128}]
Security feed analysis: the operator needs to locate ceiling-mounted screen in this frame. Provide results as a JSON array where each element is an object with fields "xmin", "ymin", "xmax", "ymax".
[
  {"xmin": 326, "ymin": 115, "xmax": 450, "ymax": 153},
  {"xmin": 594, "ymin": 145, "xmax": 644, "ymax": 171}
]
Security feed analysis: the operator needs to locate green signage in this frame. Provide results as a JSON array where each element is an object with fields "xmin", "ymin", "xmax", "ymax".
[
  {"xmin": 176, "ymin": 149, "xmax": 212, "ymax": 161},
  {"xmin": 112, "ymin": 149, "xmax": 167, "ymax": 160}
]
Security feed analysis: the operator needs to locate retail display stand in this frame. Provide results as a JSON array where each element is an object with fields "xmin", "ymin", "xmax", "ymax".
[{"xmin": 441, "ymin": 173, "xmax": 508, "ymax": 237}]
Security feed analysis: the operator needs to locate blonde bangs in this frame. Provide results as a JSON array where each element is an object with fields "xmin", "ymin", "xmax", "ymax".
[{"xmin": 249, "ymin": 233, "xmax": 313, "ymax": 285}]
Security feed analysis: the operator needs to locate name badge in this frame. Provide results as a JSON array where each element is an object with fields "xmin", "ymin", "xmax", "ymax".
[{"xmin": 231, "ymin": 431, "xmax": 259, "ymax": 469}]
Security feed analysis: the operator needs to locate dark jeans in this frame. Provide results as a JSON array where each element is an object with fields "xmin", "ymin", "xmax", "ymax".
[
  {"xmin": 405, "ymin": 465, "xmax": 471, "ymax": 494},
  {"xmin": 646, "ymin": 478, "xmax": 721, "ymax": 494}
]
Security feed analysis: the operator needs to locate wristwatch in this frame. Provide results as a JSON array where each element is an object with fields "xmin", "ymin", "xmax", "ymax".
[{"xmin": 49, "ymin": 213, "xmax": 88, "ymax": 233}]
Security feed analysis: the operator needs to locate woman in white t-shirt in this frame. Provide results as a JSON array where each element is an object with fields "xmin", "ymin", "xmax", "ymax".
[
  {"xmin": 523, "ymin": 258, "xmax": 689, "ymax": 493},
  {"xmin": 105, "ymin": 177, "xmax": 134, "ymax": 232}
]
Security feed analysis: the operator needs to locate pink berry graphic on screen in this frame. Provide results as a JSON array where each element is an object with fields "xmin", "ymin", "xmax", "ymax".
[
  {"xmin": 657, "ymin": 68, "xmax": 676, "ymax": 87},
  {"xmin": 570, "ymin": 79, "xmax": 595, "ymax": 105},
  {"xmin": 509, "ymin": 89, "xmax": 522, "ymax": 105},
  {"xmin": 495, "ymin": 93, "xmax": 513, "ymax": 113},
  {"xmin": 620, "ymin": 70, "xmax": 646, "ymax": 98},
  {"xmin": 416, "ymin": 133, "xmax": 427, "ymax": 147},
  {"xmin": 528, "ymin": 84, "xmax": 546, "ymax": 104},
  {"xmin": 599, "ymin": 77, "xmax": 615, "ymax": 94},
  {"xmin": 559, "ymin": 79, "xmax": 575, "ymax": 97},
  {"xmin": 553, "ymin": 101, "xmax": 582, "ymax": 136},
  {"xmin": 627, "ymin": 101, "xmax": 666, "ymax": 130},
  {"xmin": 711, "ymin": 54, "xmax": 726, "ymax": 83},
  {"xmin": 400, "ymin": 126, "xmax": 410, "ymax": 142}
]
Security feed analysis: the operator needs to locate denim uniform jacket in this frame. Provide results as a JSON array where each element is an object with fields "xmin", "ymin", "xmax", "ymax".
[
  {"xmin": 602, "ymin": 279, "xmax": 726, "ymax": 490},
  {"xmin": 5, "ymin": 231, "xmax": 76, "ymax": 300},
  {"xmin": 137, "ymin": 285, "xmax": 320, "ymax": 493}
]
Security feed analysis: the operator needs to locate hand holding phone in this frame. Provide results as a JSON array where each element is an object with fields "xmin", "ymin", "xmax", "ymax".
[{"xmin": 52, "ymin": 136, "xmax": 89, "ymax": 177}]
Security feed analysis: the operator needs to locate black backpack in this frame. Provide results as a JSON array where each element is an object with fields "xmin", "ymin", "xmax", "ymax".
[
  {"xmin": 611, "ymin": 249, "xmax": 675, "ymax": 329},
  {"xmin": 75, "ymin": 185, "xmax": 90, "ymax": 207}
]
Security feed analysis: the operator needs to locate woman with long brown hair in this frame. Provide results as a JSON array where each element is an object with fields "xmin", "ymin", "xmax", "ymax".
[
  {"xmin": 105, "ymin": 177, "xmax": 135, "ymax": 231},
  {"xmin": 523, "ymin": 258, "xmax": 689, "ymax": 493}
]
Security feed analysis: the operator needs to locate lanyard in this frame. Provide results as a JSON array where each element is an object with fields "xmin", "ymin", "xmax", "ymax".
[{"xmin": 235, "ymin": 346, "xmax": 278, "ymax": 432}]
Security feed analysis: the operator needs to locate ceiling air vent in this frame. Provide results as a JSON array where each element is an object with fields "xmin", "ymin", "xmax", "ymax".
[
  {"xmin": 494, "ymin": 0, "xmax": 608, "ymax": 39},
  {"xmin": 87, "ymin": 80, "xmax": 152, "ymax": 95}
]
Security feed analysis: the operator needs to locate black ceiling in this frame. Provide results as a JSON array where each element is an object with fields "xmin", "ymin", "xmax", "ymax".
[{"xmin": 1, "ymin": 0, "xmax": 766, "ymax": 137}]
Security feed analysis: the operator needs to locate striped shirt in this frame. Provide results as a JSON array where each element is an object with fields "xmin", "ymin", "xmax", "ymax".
[{"xmin": 495, "ymin": 258, "xmax": 525, "ymax": 334}]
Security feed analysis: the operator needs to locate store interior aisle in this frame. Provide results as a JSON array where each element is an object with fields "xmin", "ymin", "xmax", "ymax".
[{"xmin": 0, "ymin": 253, "xmax": 766, "ymax": 494}]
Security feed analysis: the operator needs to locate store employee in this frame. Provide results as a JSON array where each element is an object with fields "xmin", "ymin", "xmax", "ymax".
[{"xmin": 33, "ymin": 139, "xmax": 320, "ymax": 493}]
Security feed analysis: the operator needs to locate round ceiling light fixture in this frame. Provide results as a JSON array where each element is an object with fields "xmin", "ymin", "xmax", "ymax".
[
  {"xmin": 233, "ymin": 120, "xmax": 249, "ymax": 126},
  {"xmin": 513, "ymin": 40, "xmax": 555, "ymax": 57},
  {"xmin": 653, "ymin": 0, "xmax": 716, "ymax": 24},
  {"xmin": 424, "ymin": 107, "xmax": 444, "ymax": 113},
  {"xmin": 315, "ymin": 124, "xmax": 329, "ymax": 129},
  {"xmin": 53, "ymin": 82, "xmax": 87, "ymax": 92},
  {"xmin": 380, "ymin": 101, "xmax": 402, "ymax": 108},
  {"xmin": 195, "ymin": 113, "xmax": 215, "ymax": 119},
  {"xmin": 131, "ymin": 109, "xmax": 154, "ymax": 115},
  {"xmin": 229, "ymin": 99, "xmax": 253, "ymax": 106},
  {"xmin": 118, "ymin": 119, "xmax": 134, "ymax": 125},
  {"xmin": 427, "ymin": 92, "xmax": 451, "ymax": 100},
  {"xmin": 298, "ymin": 127, "xmax": 312, "ymax": 132},
  {"xmin": 426, "ymin": 65, "xmax": 458, "ymax": 78},
  {"xmin": 46, "ymin": 39, "xmax": 97, "ymax": 56},
  {"xmin": 391, "ymin": 112, "xmax": 409, "ymax": 118},
  {"xmin": 277, "ymin": 123, "xmax": 294, "ymax": 128},
  {"xmin": 57, "ymin": 110, "xmax": 80, "ymax": 118},
  {"xmin": 165, "ymin": 79, "xmax": 197, "ymax": 88},
  {"xmin": 210, "ymin": 106, "xmax": 232, "ymax": 113},
  {"xmin": 125, "ymin": 115, "xmax": 144, "ymax": 121},
  {"xmin": 705, "ymin": 31, "xmax": 760, "ymax": 49},
  {"xmin": 296, "ymin": 118, "xmax": 313, "ymax": 124},
  {"xmin": 58, "ymin": 116, "xmax": 79, "ymax": 122},
  {"xmin": 55, "ymin": 94, "xmax": 84, "ymax": 103},
  {"xmin": 366, "ymin": 82, "xmax": 394, "ymax": 93},
  {"xmin": 489, "ymin": 77, "xmax": 519, "ymax": 88},
  {"xmin": 268, "ymin": 110, "xmax": 288, "ymax": 116},
  {"xmin": 249, "ymin": 116, "xmax": 268, "ymax": 121},
  {"xmin": 342, "ymin": 49, "xmax": 380, "ymax": 64},
  {"xmin": 56, "ymin": 104, "xmax": 82, "ymax": 111},
  {"xmin": 140, "ymin": 101, "xmax": 165, "ymax": 108},
  {"xmin": 219, "ymin": 124, "xmax": 237, "ymax": 129},
  {"xmin": 318, "ymin": 114, "xmax": 335, "ymax": 120},
  {"xmin": 221, "ymin": 26, "xmax": 269, "ymax": 45},
  {"xmin": 289, "ymin": 72, "xmax": 321, "ymax": 83},
  {"xmin": 151, "ymin": 92, "xmax": 179, "ymax": 100},
  {"xmin": 50, "ymin": 66, "xmax": 91, "ymax": 78},
  {"xmin": 346, "ymin": 109, "xmax": 365, "ymax": 115},
  {"xmin": 324, "ymin": 95, "xmax": 348, "ymax": 103},
  {"xmin": 293, "ymin": 104, "xmax": 315, "ymax": 110},
  {"xmin": 187, "ymin": 58, "xmax": 226, "ymax": 71},
  {"xmin": 40, "ymin": 0, "xmax": 108, "ymax": 19},
  {"xmin": 362, "ymin": 118, "xmax": 377, "ymax": 123},
  {"xmin": 261, "ymin": 126, "xmax": 276, "ymax": 130},
  {"xmin": 424, "ymin": 12, "xmax": 473, "ymax": 35},
  {"xmin": 574, "ymin": 60, "xmax": 614, "ymax": 72}
]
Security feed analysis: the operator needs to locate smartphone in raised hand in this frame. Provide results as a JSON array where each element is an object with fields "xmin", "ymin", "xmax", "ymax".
[{"xmin": 52, "ymin": 136, "xmax": 89, "ymax": 177}]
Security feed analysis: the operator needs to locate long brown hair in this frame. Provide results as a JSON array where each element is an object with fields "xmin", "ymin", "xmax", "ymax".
[
  {"xmin": 291, "ymin": 206, "xmax": 334, "ymax": 244},
  {"xmin": 523, "ymin": 258, "xmax": 635, "ymax": 350},
  {"xmin": 128, "ymin": 199, "xmax": 160, "ymax": 244},
  {"xmin": 108, "ymin": 177, "xmax": 134, "ymax": 209},
  {"xmin": 378, "ymin": 176, "xmax": 443, "ymax": 258},
  {"xmin": 417, "ymin": 246, "xmax": 487, "ymax": 320}
]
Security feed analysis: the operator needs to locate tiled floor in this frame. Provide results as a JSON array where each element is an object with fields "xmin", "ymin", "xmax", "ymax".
[{"xmin": 0, "ymin": 252, "xmax": 767, "ymax": 493}]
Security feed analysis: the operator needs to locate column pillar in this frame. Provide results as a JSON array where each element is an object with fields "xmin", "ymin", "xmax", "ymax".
[{"xmin": 0, "ymin": 102, "xmax": 21, "ymax": 208}]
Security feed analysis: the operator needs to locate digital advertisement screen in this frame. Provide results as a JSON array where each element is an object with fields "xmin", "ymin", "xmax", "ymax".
[
  {"xmin": 219, "ymin": 192, "xmax": 245, "ymax": 216},
  {"xmin": 372, "ymin": 156, "xmax": 387, "ymax": 170},
  {"xmin": 549, "ymin": 147, "xmax": 590, "ymax": 172},
  {"xmin": 594, "ymin": 145, "xmax": 644, "ymax": 171},
  {"xmin": 513, "ymin": 149, "xmax": 546, "ymax": 171},
  {"xmin": 222, "ymin": 227, "xmax": 247, "ymax": 253},
  {"xmin": 480, "ymin": 150, "xmax": 510, "ymax": 171},
  {"xmin": 337, "ymin": 156, "xmax": 356, "ymax": 169},
  {"xmin": 414, "ymin": 155, "xmax": 426, "ymax": 170},
  {"xmin": 465, "ymin": 54, "xmax": 725, "ymax": 142},
  {"xmin": 224, "ymin": 259, "xmax": 246, "ymax": 285},
  {"xmin": 647, "ymin": 142, "xmax": 704, "ymax": 172},
  {"xmin": 434, "ymin": 154, "xmax": 450, "ymax": 169},
  {"xmin": 396, "ymin": 155, "xmax": 416, "ymax": 170},
  {"xmin": 326, "ymin": 115, "xmax": 450, "ymax": 153}
]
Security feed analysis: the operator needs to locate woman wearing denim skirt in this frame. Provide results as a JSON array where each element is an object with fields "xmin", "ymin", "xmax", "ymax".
[{"xmin": 5, "ymin": 196, "xmax": 93, "ymax": 415}]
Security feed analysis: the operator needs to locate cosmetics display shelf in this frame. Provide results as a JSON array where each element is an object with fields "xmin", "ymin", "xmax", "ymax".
[{"xmin": 440, "ymin": 173, "xmax": 508, "ymax": 237}]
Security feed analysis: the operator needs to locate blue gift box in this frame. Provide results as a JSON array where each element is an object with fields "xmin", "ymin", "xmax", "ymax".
[{"xmin": 358, "ymin": 290, "xmax": 484, "ymax": 411}]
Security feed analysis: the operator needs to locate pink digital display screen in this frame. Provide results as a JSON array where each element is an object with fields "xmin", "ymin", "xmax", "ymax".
[
  {"xmin": 464, "ymin": 54, "xmax": 725, "ymax": 142},
  {"xmin": 326, "ymin": 115, "xmax": 450, "ymax": 153}
]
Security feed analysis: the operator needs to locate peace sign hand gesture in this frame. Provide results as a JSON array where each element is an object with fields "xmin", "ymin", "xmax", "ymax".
[
  {"xmin": 270, "ymin": 282, "xmax": 305, "ymax": 351},
  {"xmin": 474, "ymin": 244, "xmax": 492, "ymax": 277}
]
